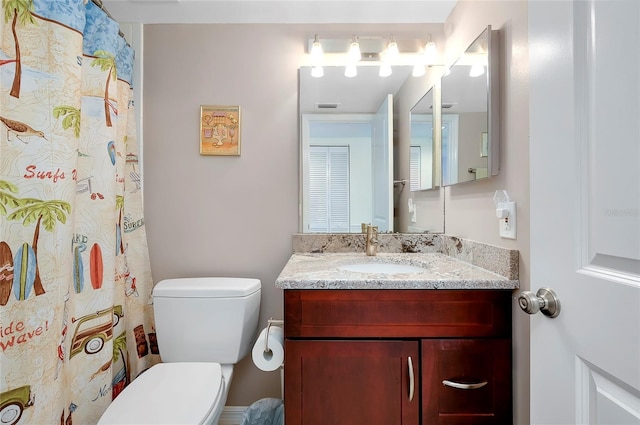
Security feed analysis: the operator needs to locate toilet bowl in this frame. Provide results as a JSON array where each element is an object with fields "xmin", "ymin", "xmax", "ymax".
[
  {"xmin": 98, "ymin": 362, "xmax": 228, "ymax": 425},
  {"xmin": 98, "ymin": 277, "xmax": 261, "ymax": 425}
]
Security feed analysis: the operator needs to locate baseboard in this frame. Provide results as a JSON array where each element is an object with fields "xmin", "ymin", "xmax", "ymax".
[{"xmin": 218, "ymin": 406, "xmax": 248, "ymax": 425}]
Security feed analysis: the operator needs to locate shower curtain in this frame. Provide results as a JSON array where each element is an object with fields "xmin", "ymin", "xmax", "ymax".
[{"xmin": 0, "ymin": 1, "xmax": 159, "ymax": 424}]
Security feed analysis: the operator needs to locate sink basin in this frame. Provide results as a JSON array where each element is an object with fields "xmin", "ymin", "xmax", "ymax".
[{"xmin": 338, "ymin": 263, "xmax": 426, "ymax": 274}]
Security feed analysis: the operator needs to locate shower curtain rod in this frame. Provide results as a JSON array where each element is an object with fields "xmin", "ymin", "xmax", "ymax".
[{"xmin": 89, "ymin": 0, "xmax": 130, "ymax": 45}]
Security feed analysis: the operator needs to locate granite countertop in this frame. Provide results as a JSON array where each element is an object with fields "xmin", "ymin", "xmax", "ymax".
[{"xmin": 275, "ymin": 252, "xmax": 519, "ymax": 290}]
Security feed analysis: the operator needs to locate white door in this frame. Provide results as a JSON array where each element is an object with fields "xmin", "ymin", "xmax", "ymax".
[
  {"xmin": 372, "ymin": 94, "xmax": 393, "ymax": 232},
  {"xmin": 529, "ymin": 1, "xmax": 640, "ymax": 423}
]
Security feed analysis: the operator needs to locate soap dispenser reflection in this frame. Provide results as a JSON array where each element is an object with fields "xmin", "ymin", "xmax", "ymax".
[{"xmin": 366, "ymin": 225, "xmax": 379, "ymax": 256}]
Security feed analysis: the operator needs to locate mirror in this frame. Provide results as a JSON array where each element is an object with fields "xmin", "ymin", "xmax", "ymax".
[
  {"xmin": 409, "ymin": 86, "xmax": 436, "ymax": 191},
  {"xmin": 440, "ymin": 25, "xmax": 499, "ymax": 186},
  {"xmin": 299, "ymin": 65, "xmax": 412, "ymax": 233}
]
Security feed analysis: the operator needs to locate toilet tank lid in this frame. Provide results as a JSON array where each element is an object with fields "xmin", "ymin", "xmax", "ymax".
[{"xmin": 153, "ymin": 277, "xmax": 261, "ymax": 298}]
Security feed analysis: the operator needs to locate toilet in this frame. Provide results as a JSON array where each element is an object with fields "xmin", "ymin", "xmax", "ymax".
[{"xmin": 98, "ymin": 277, "xmax": 262, "ymax": 425}]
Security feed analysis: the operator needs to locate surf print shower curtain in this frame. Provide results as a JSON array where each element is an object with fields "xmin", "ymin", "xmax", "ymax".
[{"xmin": 0, "ymin": 1, "xmax": 159, "ymax": 423}]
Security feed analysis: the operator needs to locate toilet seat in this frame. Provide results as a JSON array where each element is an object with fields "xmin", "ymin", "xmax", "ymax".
[{"xmin": 98, "ymin": 362, "xmax": 224, "ymax": 425}]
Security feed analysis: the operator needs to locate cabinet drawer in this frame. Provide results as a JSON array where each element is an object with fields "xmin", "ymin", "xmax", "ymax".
[
  {"xmin": 284, "ymin": 290, "xmax": 512, "ymax": 338},
  {"xmin": 422, "ymin": 339, "xmax": 512, "ymax": 424}
]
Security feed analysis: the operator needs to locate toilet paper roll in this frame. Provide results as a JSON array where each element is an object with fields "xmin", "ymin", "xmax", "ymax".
[{"xmin": 252, "ymin": 326, "xmax": 284, "ymax": 372}]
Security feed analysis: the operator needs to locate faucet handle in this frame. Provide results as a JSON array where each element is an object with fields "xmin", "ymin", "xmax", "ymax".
[
  {"xmin": 365, "ymin": 225, "xmax": 379, "ymax": 256},
  {"xmin": 366, "ymin": 225, "xmax": 378, "ymax": 241}
]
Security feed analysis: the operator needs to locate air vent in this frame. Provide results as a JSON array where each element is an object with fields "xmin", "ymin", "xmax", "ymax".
[
  {"xmin": 442, "ymin": 103, "xmax": 455, "ymax": 109},
  {"xmin": 316, "ymin": 103, "xmax": 339, "ymax": 109}
]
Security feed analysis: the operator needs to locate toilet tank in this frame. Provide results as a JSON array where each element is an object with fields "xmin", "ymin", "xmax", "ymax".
[{"xmin": 152, "ymin": 277, "xmax": 261, "ymax": 364}]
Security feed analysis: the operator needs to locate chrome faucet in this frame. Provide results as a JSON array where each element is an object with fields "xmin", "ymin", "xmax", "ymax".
[{"xmin": 365, "ymin": 224, "xmax": 379, "ymax": 256}]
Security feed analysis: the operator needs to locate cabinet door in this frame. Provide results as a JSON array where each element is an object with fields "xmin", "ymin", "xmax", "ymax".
[
  {"xmin": 422, "ymin": 339, "xmax": 511, "ymax": 424},
  {"xmin": 285, "ymin": 340, "xmax": 419, "ymax": 425}
]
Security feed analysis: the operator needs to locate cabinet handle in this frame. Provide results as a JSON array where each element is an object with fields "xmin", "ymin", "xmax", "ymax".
[
  {"xmin": 408, "ymin": 356, "xmax": 415, "ymax": 402},
  {"xmin": 442, "ymin": 379, "xmax": 488, "ymax": 390}
]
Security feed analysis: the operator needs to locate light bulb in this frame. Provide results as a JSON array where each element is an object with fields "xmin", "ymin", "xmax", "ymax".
[
  {"xmin": 310, "ymin": 35, "xmax": 323, "ymax": 65},
  {"xmin": 469, "ymin": 63, "xmax": 485, "ymax": 77},
  {"xmin": 345, "ymin": 64, "xmax": 357, "ymax": 78},
  {"xmin": 424, "ymin": 41, "xmax": 437, "ymax": 65},
  {"xmin": 379, "ymin": 63, "xmax": 392, "ymax": 77},
  {"xmin": 386, "ymin": 37, "xmax": 400, "ymax": 62},
  {"xmin": 347, "ymin": 36, "xmax": 361, "ymax": 63},
  {"xmin": 311, "ymin": 66, "xmax": 324, "ymax": 78}
]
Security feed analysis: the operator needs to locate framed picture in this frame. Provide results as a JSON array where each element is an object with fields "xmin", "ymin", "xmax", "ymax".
[
  {"xmin": 480, "ymin": 132, "xmax": 488, "ymax": 157},
  {"xmin": 200, "ymin": 105, "xmax": 241, "ymax": 156}
]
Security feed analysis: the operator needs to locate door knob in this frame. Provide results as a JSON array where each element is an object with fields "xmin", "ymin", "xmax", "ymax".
[{"xmin": 518, "ymin": 287, "xmax": 561, "ymax": 318}]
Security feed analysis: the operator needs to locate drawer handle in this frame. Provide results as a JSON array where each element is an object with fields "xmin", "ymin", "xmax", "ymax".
[
  {"xmin": 408, "ymin": 356, "xmax": 415, "ymax": 402},
  {"xmin": 442, "ymin": 379, "xmax": 488, "ymax": 390}
]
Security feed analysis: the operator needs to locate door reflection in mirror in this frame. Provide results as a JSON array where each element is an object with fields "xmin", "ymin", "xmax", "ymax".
[{"xmin": 302, "ymin": 115, "xmax": 389, "ymax": 233}]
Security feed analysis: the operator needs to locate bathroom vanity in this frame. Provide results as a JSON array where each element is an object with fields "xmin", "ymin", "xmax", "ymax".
[{"xmin": 276, "ymin": 243, "xmax": 519, "ymax": 425}]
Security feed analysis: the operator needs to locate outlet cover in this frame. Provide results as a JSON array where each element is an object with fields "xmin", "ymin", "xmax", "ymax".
[{"xmin": 499, "ymin": 201, "xmax": 517, "ymax": 239}]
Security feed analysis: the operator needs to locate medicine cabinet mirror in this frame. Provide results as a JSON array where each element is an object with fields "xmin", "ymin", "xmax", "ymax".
[
  {"xmin": 440, "ymin": 25, "xmax": 499, "ymax": 186},
  {"xmin": 409, "ymin": 86, "xmax": 436, "ymax": 191}
]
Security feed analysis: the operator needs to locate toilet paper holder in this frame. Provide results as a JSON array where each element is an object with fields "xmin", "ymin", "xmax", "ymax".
[{"xmin": 264, "ymin": 318, "xmax": 284, "ymax": 353}]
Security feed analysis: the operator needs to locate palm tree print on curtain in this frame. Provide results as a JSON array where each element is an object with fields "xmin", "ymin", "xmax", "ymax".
[{"xmin": 0, "ymin": 1, "xmax": 158, "ymax": 424}]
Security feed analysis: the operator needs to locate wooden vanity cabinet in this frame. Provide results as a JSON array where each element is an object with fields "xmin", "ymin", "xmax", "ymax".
[{"xmin": 283, "ymin": 289, "xmax": 512, "ymax": 425}]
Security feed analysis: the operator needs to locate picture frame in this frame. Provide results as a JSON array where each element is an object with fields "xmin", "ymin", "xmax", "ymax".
[
  {"xmin": 200, "ymin": 105, "xmax": 241, "ymax": 156},
  {"xmin": 480, "ymin": 132, "xmax": 488, "ymax": 157}
]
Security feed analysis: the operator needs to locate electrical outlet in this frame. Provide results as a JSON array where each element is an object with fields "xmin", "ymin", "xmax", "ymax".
[{"xmin": 498, "ymin": 201, "xmax": 517, "ymax": 239}]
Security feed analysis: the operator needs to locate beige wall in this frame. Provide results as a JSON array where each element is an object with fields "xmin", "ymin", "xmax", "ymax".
[
  {"xmin": 144, "ymin": 24, "xmax": 299, "ymax": 405},
  {"xmin": 443, "ymin": 2, "xmax": 530, "ymax": 424}
]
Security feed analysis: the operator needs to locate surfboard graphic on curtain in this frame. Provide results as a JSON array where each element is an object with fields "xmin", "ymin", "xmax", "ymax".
[
  {"xmin": 0, "ymin": 241, "xmax": 14, "ymax": 305},
  {"xmin": 12, "ymin": 243, "xmax": 35, "ymax": 301},
  {"xmin": 90, "ymin": 243, "xmax": 104, "ymax": 289},
  {"xmin": 73, "ymin": 244, "xmax": 85, "ymax": 294}
]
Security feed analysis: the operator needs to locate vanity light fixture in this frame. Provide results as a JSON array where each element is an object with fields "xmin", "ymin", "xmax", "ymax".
[{"xmin": 304, "ymin": 34, "xmax": 441, "ymax": 79}]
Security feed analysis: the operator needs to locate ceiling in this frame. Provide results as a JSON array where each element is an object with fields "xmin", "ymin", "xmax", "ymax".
[{"xmin": 101, "ymin": 0, "xmax": 457, "ymax": 25}]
